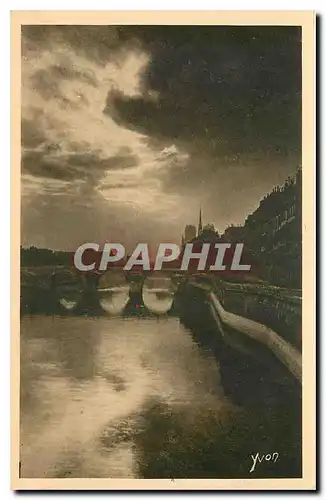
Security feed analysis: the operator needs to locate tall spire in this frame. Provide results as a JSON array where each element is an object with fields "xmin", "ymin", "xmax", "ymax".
[{"xmin": 198, "ymin": 206, "xmax": 203, "ymax": 236}]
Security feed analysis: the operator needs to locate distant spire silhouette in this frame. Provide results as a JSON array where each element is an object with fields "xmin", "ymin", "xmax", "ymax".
[{"xmin": 198, "ymin": 206, "xmax": 203, "ymax": 236}]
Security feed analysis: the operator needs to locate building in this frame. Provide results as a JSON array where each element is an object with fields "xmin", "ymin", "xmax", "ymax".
[
  {"xmin": 198, "ymin": 207, "xmax": 203, "ymax": 236},
  {"xmin": 220, "ymin": 168, "xmax": 302, "ymax": 288},
  {"xmin": 243, "ymin": 168, "xmax": 302, "ymax": 288},
  {"xmin": 181, "ymin": 208, "xmax": 219, "ymax": 245},
  {"xmin": 183, "ymin": 224, "xmax": 197, "ymax": 244},
  {"xmin": 181, "ymin": 207, "xmax": 204, "ymax": 244},
  {"xmin": 222, "ymin": 225, "xmax": 246, "ymax": 243}
]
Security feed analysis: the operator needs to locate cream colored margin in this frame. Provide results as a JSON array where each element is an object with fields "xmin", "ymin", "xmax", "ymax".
[{"xmin": 11, "ymin": 10, "xmax": 316, "ymax": 491}]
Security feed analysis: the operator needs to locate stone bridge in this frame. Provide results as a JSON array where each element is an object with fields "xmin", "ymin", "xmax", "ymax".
[{"xmin": 20, "ymin": 266, "xmax": 302, "ymax": 407}]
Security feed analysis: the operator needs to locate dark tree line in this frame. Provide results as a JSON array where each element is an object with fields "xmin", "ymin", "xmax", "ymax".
[{"xmin": 21, "ymin": 246, "xmax": 73, "ymax": 267}]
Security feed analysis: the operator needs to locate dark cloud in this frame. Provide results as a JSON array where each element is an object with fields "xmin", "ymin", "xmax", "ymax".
[
  {"xmin": 21, "ymin": 118, "xmax": 47, "ymax": 148},
  {"xmin": 22, "ymin": 149, "xmax": 139, "ymax": 184},
  {"xmin": 47, "ymin": 62, "xmax": 98, "ymax": 87},
  {"xmin": 106, "ymin": 26, "xmax": 301, "ymax": 162},
  {"xmin": 29, "ymin": 67, "xmax": 93, "ymax": 108},
  {"xmin": 21, "ymin": 25, "xmax": 303, "ymax": 249},
  {"xmin": 23, "ymin": 151, "xmax": 77, "ymax": 182},
  {"xmin": 101, "ymin": 182, "xmax": 139, "ymax": 189},
  {"xmin": 22, "ymin": 25, "xmax": 301, "ymax": 163},
  {"xmin": 30, "ymin": 63, "xmax": 98, "ymax": 101},
  {"xmin": 22, "ymin": 25, "xmax": 142, "ymax": 64},
  {"xmin": 29, "ymin": 69, "xmax": 62, "ymax": 100},
  {"xmin": 21, "ymin": 108, "xmax": 67, "ymax": 148}
]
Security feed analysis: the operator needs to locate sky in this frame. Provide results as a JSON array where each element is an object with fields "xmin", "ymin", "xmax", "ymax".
[{"xmin": 21, "ymin": 25, "xmax": 301, "ymax": 251}]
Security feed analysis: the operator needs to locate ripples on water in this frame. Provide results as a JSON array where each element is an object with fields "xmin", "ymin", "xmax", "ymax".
[{"xmin": 20, "ymin": 315, "xmax": 301, "ymax": 479}]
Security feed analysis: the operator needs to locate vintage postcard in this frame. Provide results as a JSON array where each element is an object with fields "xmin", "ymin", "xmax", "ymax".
[{"xmin": 11, "ymin": 11, "xmax": 316, "ymax": 490}]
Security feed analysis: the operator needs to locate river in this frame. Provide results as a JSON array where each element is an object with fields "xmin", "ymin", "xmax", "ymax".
[{"xmin": 20, "ymin": 315, "xmax": 301, "ymax": 479}]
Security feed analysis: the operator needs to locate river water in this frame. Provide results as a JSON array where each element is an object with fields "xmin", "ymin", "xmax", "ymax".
[{"xmin": 20, "ymin": 315, "xmax": 301, "ymax": 479}]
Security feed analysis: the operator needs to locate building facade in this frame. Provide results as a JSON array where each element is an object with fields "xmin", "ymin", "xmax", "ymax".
[{"xmin": 224, "ymin": 168, "xmax": 302, "ymax": 288}]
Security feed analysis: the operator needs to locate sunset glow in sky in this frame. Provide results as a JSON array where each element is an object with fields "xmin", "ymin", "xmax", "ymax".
[{"xmin": 21, "ymin": 26, "xmax": 301, "ymax": 251}]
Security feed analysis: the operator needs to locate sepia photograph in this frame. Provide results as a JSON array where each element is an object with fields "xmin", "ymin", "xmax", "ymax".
[{"xmin": 11, "ymin": 11, "xmax": 315, "ymax": 490}]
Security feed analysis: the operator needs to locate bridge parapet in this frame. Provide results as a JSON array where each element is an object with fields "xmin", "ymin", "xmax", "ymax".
[
  {"xmin": 212, "ymin": 280, "xmax": 301, "ymax": 352},
  {"xmin": 178, "ymin": 277, "xmax": 302, "ymax": 409}
]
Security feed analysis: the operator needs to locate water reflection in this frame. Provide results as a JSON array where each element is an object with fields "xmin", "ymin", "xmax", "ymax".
[
  {"xmin": 142, "ymin": 274, "xmax": 175, "ymax": 314},
  {"xmin": 20, "ymin": 316, "xmax": 226, "ymax": 478},
  {"xmin": 20, "ymin": 315, "xmax": 301, "ymax": 479},
  {"xmin": 53, "ymin": 269, "xmax": 84, "ymax": 312},
  {"xmin": 56, "ymin": 320, "xmax": 99, "ymax": 381},
  {"xmin": 97, "ymin": 272, "xmax": 130, "ymax": 315}
]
